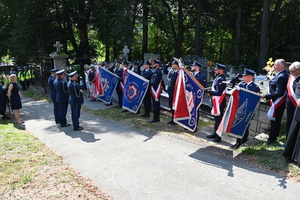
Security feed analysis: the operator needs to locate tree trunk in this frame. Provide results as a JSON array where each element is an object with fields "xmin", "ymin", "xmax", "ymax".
[
  {"xmin": 235, "ymin": 0, "xmax": 242, "ymax": 66},
  {"xmin": 195, "ymin": 0, "xmax": 202, "ymax": 56},
  {"xmin": 258, "ymin": 0, "xmax": 271, "ymax": 71},
  {"xmin": 163, "ymin": 0, "xmax": 177, "ymax": 57},
  {"xmin": 176, "ymin": 0, "xmax": 184, "ymax": 58},
  {"xmin": 142, "ymin": 0, "xmax": 149, "ymax": 54},
  {"xmin": 105, "ymin": 43, "xmax": 110, "ymax": 61}
]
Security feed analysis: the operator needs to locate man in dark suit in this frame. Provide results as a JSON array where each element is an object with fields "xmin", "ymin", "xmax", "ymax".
[
  {"xmin": 231, "ymin": 68, "xmax": 260, "ymax": 149},
  {"xmin": 68, "ymin": 71, "xmax": 85, "ymax": 130},
  {"xmin": 140, "ymin": 60, "xmax": 153, "ymax": 118},
  {"xmin": 191, "ymin": 60, "xmax": 207, "ymax": 88},
  {"xmin": 54, "ymin": 69, "xmax": 69, "ymax": 127},
  {"xmin": 163, "ymin": 59, "xmax": 179, "ymax": 125},
  {"xmin": 149, "ymin": 59, "xmax": 163, "ymax": 123},
  {"xmin": 48, "ymin": 68, "xmax": 59, "ymax": 124},
  {"xmin": 261, "ymin": 59, "xmax": 289, "ymax": 145},
  {"xmin": 204, "ymin": 63, "xmax": 227, "ymax": 142}
]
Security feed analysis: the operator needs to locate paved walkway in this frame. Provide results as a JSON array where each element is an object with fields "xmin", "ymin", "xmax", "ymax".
[{"xmin": 17, "ymin": 95, "xmax": 300, "ymax": 200}]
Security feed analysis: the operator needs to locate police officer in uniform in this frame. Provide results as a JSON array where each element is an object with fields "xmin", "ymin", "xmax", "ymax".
[
  {"xmin": 133, "ymin": 62, "xmax": 141, "ymax": 75},
  {"xmin": 140, "ymin": 60, "xmax": 153, "ymax": 118},
  {"xmin": 205, "ymin": 63, "xmax": 227, "ymax": 142},
  {"xmin": 191, "ymin": 60, "xmax": 207, "ymax": 88},
  {"xmin": 164, "ymin": 60, "xmax": 179, "ymax": 125},
  {"xmin": 115, "ymin": 61, "xmax": 128, "ymax": 108},
  {"xmin": 48, "ymin": 68, "xmax": 59, "ymax": 124},
  {"xmin": 18, "ymin": 67, "xmax": 26, "ymax": 91},
  {"xmin": 149, "ymin": 59, "xmax": 163, "ymax": 123},
  {"xmin": 54, "ymin": 69, "xmax": 69, "ymax": 127},
  {"xmin": 24, "ymin": 66, "xmax": 31, "ymax": 89},
  {"xmin": 68, "ymin": 71, "xmax": 84, "ymax": 130},
  {"xmin": 231, "ymin": 68, "xmax": 260, "ymax": 149}
]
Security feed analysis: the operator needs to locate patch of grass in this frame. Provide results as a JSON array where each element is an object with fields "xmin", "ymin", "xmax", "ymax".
[
  {"xmin": 0, "ymin": 121, "xmax": 108, "ymax": 199},
  {"xmin": 22, "ymin": 87, "xmax": 51, "ymax": 102},
  {"xmin": 238, "ymin": 139, "xmax": 298, "ymax": 175}
]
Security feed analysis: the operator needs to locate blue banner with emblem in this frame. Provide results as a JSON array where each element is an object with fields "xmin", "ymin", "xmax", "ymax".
[
  {"xmin": 173, "ymin": 68, "xmax": 204, "ymax": 132},
  {"xmin": 99, "ymin": 67, "xmax": 119, "ymax": 104},
  {"xmin": 122, "ymin": 70, "xmax": 149, "ymax": 113},
  {"xmin": 217, "ymin": 88, "xmax": 261, "ymax": 138}
]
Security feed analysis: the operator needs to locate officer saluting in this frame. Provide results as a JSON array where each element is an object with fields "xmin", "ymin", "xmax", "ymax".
[
  {"xmin": 68, "ymin": 71, "xmax": 84, "ymax": 130},
  {"xmin": 54, "ymin": 69, "xmax": 69, "ymax": 127},
  {"xmin": 48, "ymin": 68, "xmax": 59, "ymax": 124},
  {"xmin": 231, "ymin": 68, "xmax": 260, "ymax": 149},
  {"xmin": 204, "ymin": 63, "xmax": 227, "ymax": 142}
]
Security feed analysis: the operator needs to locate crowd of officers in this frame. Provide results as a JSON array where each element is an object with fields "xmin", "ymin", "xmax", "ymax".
[{"xmin": 45, "ymin": 58, "xmax": 300, "ymax": 157}]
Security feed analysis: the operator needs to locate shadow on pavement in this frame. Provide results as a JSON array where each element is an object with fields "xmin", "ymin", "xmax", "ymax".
[{"xmin": 189, "ymin": 146, "xmax": 288, "ymax": 189}]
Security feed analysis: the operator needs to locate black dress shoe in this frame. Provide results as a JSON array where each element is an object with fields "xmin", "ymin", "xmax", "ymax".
[
  {"xmin": 206, "ymin": 134, "xmax": 217, "ymax": 138},
  {"xmin": 2, "ymin": 116, "xmax": 10, "ymax": 120},
  {"xmin": 167, "ymin": 120, "xmax": 174, "ymax": 124},
  {"xmin": 115, "ymin": 105, "xmax": 122, "ymax": 108},
  {"xmin": 140, "ymin": 114, "xmax": 146, "ymax": 117},
  {"xmin": 74, "ymin": 126, "xmax": 84, "ymax": 131},
  {"xmin": 121, "ymin": 109, "xmax": 128, "ymax": 113},
  {"xmin": 149, "ymin": 119, "xmax": 160, "ymax": 123},
  {"xmin": 212, "ymin": 136, "xmax": 221, "ymax": 142},
  {"xmin": 230, "ymin": 143, "xmax": 240, "ymax": 149},
  {"xmin": 105, "ymin": 103, "xmax": 112, "ymax": 106}
]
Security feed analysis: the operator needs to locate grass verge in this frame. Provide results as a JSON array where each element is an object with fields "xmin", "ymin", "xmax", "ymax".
[{"xmin": 0, "ymin": 120, "xmax": 110, "ymax": 199}]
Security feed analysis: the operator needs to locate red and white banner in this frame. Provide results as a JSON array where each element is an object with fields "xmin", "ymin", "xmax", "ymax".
[
  {"xmin": 211, "ymin": 89, "xmax": 226, "ymax": 116},
  {"xmin": 151, "ymin": 81, "xmax": 162, "ymax": 101},
  {"xmin": 172, "ymin": 68, "xmax": 190, "ymax": 120},
  {"xmin": 287, "ymin": 75, "xmax": 297, "ymax": 107}
]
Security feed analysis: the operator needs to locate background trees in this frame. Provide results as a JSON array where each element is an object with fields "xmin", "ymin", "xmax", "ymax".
[{"xmin": 0, "ymin": 0, "xmax": 299, "ymax": 71}]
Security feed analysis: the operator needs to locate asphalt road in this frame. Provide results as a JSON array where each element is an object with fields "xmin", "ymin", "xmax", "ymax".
[{"xmin": 20, "ymin": 96, "xmax": 300, "ymax": 200}]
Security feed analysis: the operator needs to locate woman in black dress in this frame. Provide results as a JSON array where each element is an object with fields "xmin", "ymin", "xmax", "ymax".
[{"xmin": 7, "ymin": 74, "xmax": 23, "ymax": 124}]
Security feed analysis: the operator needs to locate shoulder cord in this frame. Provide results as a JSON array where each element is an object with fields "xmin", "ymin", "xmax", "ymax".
[
  {"xmin": 62, "ymin": 80, "xmax": 68, "ymax": 94},
  {"xmin": 74, "ymin": 82, "xmax": 80, "ymax": 97}
]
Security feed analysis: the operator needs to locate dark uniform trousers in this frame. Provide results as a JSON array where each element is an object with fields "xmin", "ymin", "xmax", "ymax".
[
  {"xmin": 152, "ymin": 97, "xmax": 160, "ymax": 120},
  {"xmin": 58, "ymin": 102, "xmax": 68, "ymax": 126},
  {"xmin": 71, "ymin": 104, "xmax": 81, "ymax": 129}
]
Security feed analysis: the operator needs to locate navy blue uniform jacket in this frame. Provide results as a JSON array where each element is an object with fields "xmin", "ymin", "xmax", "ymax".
[
  {"xmin": 48, "ymin": 75, "xmax": 56, "ymax": 101},
  {"xmin": 68, "ymin": 80, "xmax": 84, "ymax": 105},
  {"xmin": 150, "ymin": 68, "xmax": 162, "ymax": 90},
  {"xmin": 238, "ymin": 81, "xmax": 260, "ymax": 93},
  {"xmin": 194, "ymin": 72, "xmax": 207, "ymax": 88},
  {"xmin": 54, "ymin": 78, "xmax": 69, "ymax": 102}
]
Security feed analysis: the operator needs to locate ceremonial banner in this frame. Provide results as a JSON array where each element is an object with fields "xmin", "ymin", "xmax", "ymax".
[
  {"xmin": 98, "ymin": 67, "xmax": 119, "ymax": 104},
  {"xmin": 95, "ymin": 66, "xmax": 104, "ymax": 96},
  {"xmin": 217, "ymin": 88, "xmax": 261, "ymax": 139},
  {"xmin": 173, "ymin": 68, "xmax": 204, "ymax": 132},
  {"xmin": 122, "ymin": 70, "xmax": 149, "ymax": 113}
]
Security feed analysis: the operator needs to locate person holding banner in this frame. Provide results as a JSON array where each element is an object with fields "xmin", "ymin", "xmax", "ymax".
[
  {"xmin": 261, "ymin": 59, "xmax": 289, "ymax": 145},
  {"xmin": 133, "ymin": 62, "xmax": 141, "ymax": 75},
  {"xmin": 140, "ymin": 60, "xmax": 153, "ymax": 118},
  {"xmin": 191, "ymin": 60, "xmax": 207, "ymax": 88},
  {"xmin": 204, "ymin": 63, "xmax": 227, "ymax": 142},
  {"xmin": 164, "ymin": 60, "xmax": 179, "ymax": 125},
  {"xmin": 231, "ymin": 68, "xmax": 260, "ymax": 149},
  {"xmin": 149, "ymin": 59, "xmax": 163, "ymax": 123}
]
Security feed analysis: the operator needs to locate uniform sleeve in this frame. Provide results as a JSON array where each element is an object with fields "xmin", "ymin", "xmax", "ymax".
[{"xmin": 209, "ymin": 79, "xmax": 226, "ymax": 96}]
